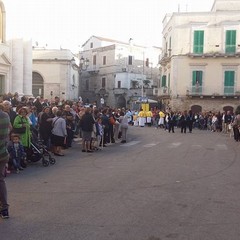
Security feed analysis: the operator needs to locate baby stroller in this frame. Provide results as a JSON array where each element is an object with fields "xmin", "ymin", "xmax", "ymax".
[{"xmin": 27, "ymin": 127, "xmax": 56, "ymax": 167}]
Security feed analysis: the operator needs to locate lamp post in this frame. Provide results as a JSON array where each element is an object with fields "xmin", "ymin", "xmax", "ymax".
[
  {"xmin": 72, "ymin": 56, "xmax": 89, "ymax": 100},
  {"xmin": 79, "ymin": 57, "xmax": 89, "ymax": 72}
]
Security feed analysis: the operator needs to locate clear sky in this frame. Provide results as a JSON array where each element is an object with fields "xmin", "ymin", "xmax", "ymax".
[{"xmin": 3, "ymin": 0, "xmax": 214, "ymax": 52}]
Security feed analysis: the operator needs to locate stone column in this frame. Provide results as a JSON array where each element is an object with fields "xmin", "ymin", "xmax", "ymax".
[
  {"xmin": 11, "ymin": 39, "xmax": 24, "ymax": 95},
  {"xmin": 23, "ymin": 39, "xmax": 33, "ymax": 96}
]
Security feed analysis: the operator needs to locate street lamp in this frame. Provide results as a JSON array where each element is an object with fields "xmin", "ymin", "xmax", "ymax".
[
  {"xmin": 72, "ymin": 56, "xmax": 90, "ymax": 100},
  {"xmin": 71, "ymin": 56, "xmax": 89, "ymax": 73},
  {"xmin": 79, "ymin": 57, "xmax": 89, "ymax": 72}
]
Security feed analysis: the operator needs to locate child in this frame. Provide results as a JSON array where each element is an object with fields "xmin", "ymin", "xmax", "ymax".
[
  {"xmin": 96, "ymin": 117, "xmax": 104, "ymax": 149},
  {"xmin": 7, "ymin": 134, "xmax": 26, "ymax": 173}
]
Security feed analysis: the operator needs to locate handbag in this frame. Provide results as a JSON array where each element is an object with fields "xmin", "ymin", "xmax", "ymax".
[
  {"xmin": 109, "ymin": 116, "xmax": 116, "ymax": 125},
  {"xmin": 13, "ymin": 117, "xmax": 26, "ymax": 134},
  {"xmin": 13, "ymin": 126, "xmax": 26, "ymax": 134}
]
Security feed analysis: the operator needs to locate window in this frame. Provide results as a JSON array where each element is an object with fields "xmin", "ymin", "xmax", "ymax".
[
  {"xmin": 103, "ymin": 56, "xmax": 106, "ymax": 65},
  {"xmin": 117, "ymin": 81, "xmax": 121, "ymax": 88},
  {"xmin": 102, "ymin": 77, "xmax": 106, "ymax": 88},
  {"xmin": 90, "ymin": 42, "xmax": 93, "ymax": 48},
  {"xmin": 193, "ymin": 30, "xmax": 204, "ymax": 54},
  {"xmin": 224, "ymin": 71, "xmax": 235, "ymax": 94},
  {"xmin": 128, "ymin": 56, "xmax": 133, "ymax": 65},
  {"xmin": 161, "ymin": 75, "xmax": 166, "ymax": 87},
  {"xmin": 192, "ymin": 71, "xmax": 203, "ymax": 94},
  {"xmin": 93, "ymin": 55, "xmax": 96, "ymax": 65},
  {"xmin": 226, "ymin": 30, "xmax": 236, "ymax": 54}
]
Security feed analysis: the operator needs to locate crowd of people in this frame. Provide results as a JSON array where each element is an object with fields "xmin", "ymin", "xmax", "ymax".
[
  {"xmin": 1, "ymin": 92, "xmax": 132, "ymax": 161},
  {"xmin": 131, "ymin": 108, "xmax": 240, "ymax": 139},
  {"xmin": 1, "ymin": 92, "xmax": 240, "ymax": 219}
]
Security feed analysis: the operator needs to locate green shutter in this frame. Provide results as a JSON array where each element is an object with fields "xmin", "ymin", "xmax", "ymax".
[
  {"xmin": 192, "ymin": 71, "xmax": 196, "ymax": 85},
  {"xmin": 162, "ymin": 75, "xmax": 166, "ymax": 87},
  {"xmin": 192, "ymin": 71, "xmax": 203, "ymax": 94},
  {"xmin": 224, "ymin": 71, "xmax": 235, "ymax": 94},
  {"xmin": 192, "ymin": 71, "xmax": 202, "ymax": 85},
  {"xmin": 226, "ymin": 30, "xmax": 236, "ymax": 53},
  {"xmin": 193, "ymin": 31, "xmax": 204, "ymax": 54}
]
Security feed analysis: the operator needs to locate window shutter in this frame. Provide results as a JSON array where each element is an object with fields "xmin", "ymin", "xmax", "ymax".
[
  {"xmin": 224, "ymin": 71, "xmax": 234, "ymax": 86},
  {"xmin": 192, "ymin": 71, "xmax": 203, "ymax": 85},
  {"xmin": 193, "ymin": 31, "xmax": 204, "ymax": 54},
  {"xmin": 226, "ymin": 30, "xmax": 236, "ymax": 53},
  {"xmin": 224, "ymin": 71, "xmax": 235, "ymax": 94},
  {"xmin": 162, "ymin": 75, "xmax": 166, "ymax": 87}
]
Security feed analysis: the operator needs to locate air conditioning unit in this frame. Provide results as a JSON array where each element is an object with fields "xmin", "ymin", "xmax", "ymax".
[{"xmin": 122, "ymin": 68, "xmax": 127, "ymax": 72}]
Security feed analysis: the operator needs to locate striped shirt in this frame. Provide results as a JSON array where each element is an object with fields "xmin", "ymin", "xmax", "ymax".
[{"xmin": 0, "ymin": 110, "xmax": 10, "ymax": 162}]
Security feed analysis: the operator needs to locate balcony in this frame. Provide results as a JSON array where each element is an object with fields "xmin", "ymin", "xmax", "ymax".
[
  {"xmin": 186, "ymin": 86, "xmax": 239, "ymax": 98},
  {"xmin": 159, "ymin": 87, "xmax": 171, "ymax": 96},
  {"xmin": 188, "ymin": 51, "xmax": 240, "ymax": 59},
  {"xmin": 223, "ymin": 86, "xmax": 235, "ymax": 96},
  {"xmin": 159, "ymin": 52, "xmax": 171, "ymax": 66},
  {"xmin": 187, "ymin": 86, "xmax": 203, "ymax": 96},
  {"xmin": 113, "ymin": 88, "xmax": 128, "ymax": 95},
  {"xmin": 87, "ymin": 65, "xmax": 99, "ymax": 75}
]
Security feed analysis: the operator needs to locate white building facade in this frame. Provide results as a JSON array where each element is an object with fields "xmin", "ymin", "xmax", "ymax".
[
  {"xmin": 0, "ymin": 0, "xmax": 32, "ymax": 98},
  {"xmin": 80, "ymin": 36, "xmax": 161, "ymax": 108},
  {"xmin": 32, "ymin": 49, "xmax": 79, "ymax": 101},
  {"xmin": 159, "ymin": 0, "xmax": 240, "ymax": 113}
]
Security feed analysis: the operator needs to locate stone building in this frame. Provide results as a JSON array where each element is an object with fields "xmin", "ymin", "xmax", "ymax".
[
  {"xmin": 79, "ymin": 36, "xmax": 161, "ymax": 108},
  {"xmin": 0, "ymin": 0, "xmax": 32, "ymax": 97},
  {"xmin": 159, "ymin": 0, "xmax": 240, "ymax": 113},
  {"xmin": 32, "ymin": 49, "xmax": 79, "ymax": 100}
]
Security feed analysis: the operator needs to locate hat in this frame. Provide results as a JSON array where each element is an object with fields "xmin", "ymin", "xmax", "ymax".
[{"xmin": 18, "ymin": 107, "xmax": 28, "ymax": 115}]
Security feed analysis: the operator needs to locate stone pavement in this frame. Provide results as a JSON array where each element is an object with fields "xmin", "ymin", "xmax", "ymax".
[{"xmin": 1, "ymin": 126, "xmax": 240, "ymax": 240}]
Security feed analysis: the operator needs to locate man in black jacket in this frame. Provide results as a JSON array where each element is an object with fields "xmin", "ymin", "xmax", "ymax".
[
  {"xmin": 33, "ymin": 96, "xmax": 43, "ymax": 114},
  {"xmin": 79, "ymin": 107, "xmax": 95, "ymax": 152}
]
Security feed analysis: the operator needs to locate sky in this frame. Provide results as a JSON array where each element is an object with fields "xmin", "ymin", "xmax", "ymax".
[{"xmin": 3, "ymin": 0, "xmax": 214, "ymax": 53}]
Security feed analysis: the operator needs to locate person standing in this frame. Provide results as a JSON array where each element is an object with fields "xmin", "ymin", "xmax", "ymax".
[
  {"xmin": 187, "ymin": 110, "xmax": 194, "ymax": 133},
  {"xmin": 62, "ymin": 105, "xmax": 75, "ymax": 148},
  {"xmin": 180, "ymin": 111, "xmax": 188, "ymax": 133},
  {"xmin": 38, "ymin": 107, "xmax": 53, "ymax": 149},
  {"xmin": 80, "ymin": 107, "xmax": 95, "ymax": 152},
  {"xmin": 51, "ymin": 111, "xmax": 67, "ymax": 156},
  {"xmin": 13, "ymin": 108, "xmax": 31, "ymax": 149},
  {"xmin": 119, "ymin": 111, "xmax": 129, "ymax": 143},
  {"xmin": 158, "ymin": 110, "xmax": 165, "ymax": 128},
  {"xmin": 138, "ymin": 109, "xmax": 146, "ymax": 127},
  {"xmin": 168, "ymin": 111, "xmax": 176, "ymax": 133},
  {"xmin": 0, "ymin": 104, "xmax": 11, "ymax": 219},
  {"xmin": 2, "ymin": 100, "xmax": 17, "ymax": 126},
  {"xmin": 101, "ymin": 109, "xmax": 110, "ymax": 146},
  {"xmin": 33, "ymin": 96, "xmax": 43, "ymax": 115}
]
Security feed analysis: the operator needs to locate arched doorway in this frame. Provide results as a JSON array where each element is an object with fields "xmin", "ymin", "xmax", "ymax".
[
  {"xmin": 191, "ymin": 105, "xmax": 202, "ymax": 114},
  {"xmin": 32, "ymin": 72, "xmax": 44, "ymax": 97},
  {"xmin": 223, "ymin": 106, "xmax": 234, "ymax": 113},
  {"xmin": 117, "ymin": 95, "xmax": 126, "ymax": 108}
]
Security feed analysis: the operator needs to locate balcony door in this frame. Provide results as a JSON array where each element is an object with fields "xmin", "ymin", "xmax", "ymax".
[
  {"xmin": 224, "ymin": 71, "xmax": 235, "ymax": 95},
  {"xmin": 192, "ymin": 71, "xmax": 203, "ymax": 94}
]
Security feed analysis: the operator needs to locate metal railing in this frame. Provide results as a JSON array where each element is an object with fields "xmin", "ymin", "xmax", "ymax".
[
  {"xmin": 223, "ymin": 86, "xmax": 235, "ymax": 95},
  {"xmin": 187, "ymin": 86, "xmax": 236, "ymax": 96}
]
